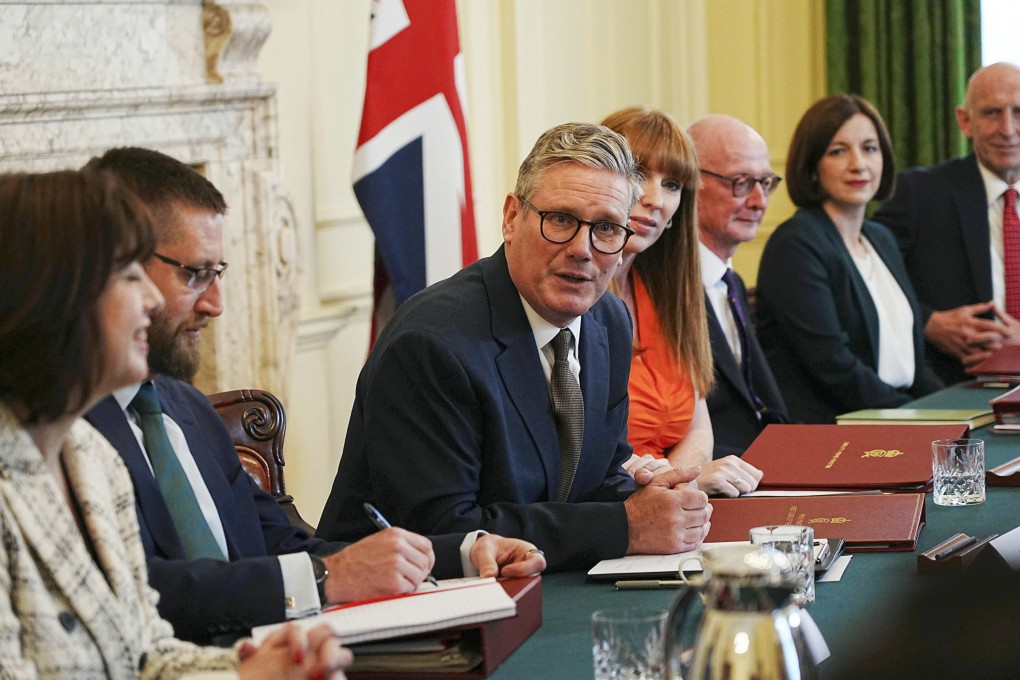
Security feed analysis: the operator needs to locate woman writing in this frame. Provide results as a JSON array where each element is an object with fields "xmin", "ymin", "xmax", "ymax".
[
  {"xmin": 0, "ymin": 169, "xmax": 349, "ymax": 679},
  {"xmin": 601, "ymin": 107, "xmax": 763, "ymax": 496},
  {"xmin": 755, "ymin": 95, "xmax": 942, "ymax": 423}
]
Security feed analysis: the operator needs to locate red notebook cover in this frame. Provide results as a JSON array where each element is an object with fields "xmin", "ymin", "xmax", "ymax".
[
  {"xmin": 707, "ymin": 494, "xmax": 926, "ymax": 552},
  {"xmin": 348, "ymin": 576, "xmax": 542, "ymax": 679},
  {"xmin": 967, "ymin": 345, "xmax": 1020, "ymax": 377},
  {"xmin": 742, "ymin": 423, "xmax": 969, "ymax": 491},
  {"xmin": 991, "ymin": 384, "xmax": 1020, "ymax": 424}
]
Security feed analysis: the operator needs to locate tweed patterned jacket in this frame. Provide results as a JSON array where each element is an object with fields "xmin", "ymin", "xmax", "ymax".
[{"xmin": 0, "ymin": 403, "xmax": 239, "ymax": 680}]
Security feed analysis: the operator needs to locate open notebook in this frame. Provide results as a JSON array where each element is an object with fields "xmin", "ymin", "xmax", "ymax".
[{"xmin": 251, "ymin": 577, "xmax": 516, "ymax": 645}]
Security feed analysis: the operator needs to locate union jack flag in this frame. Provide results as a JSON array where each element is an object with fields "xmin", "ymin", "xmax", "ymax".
[{"xmin": 353, "ymin": 0, "xmax": 478, "ymax": 339}]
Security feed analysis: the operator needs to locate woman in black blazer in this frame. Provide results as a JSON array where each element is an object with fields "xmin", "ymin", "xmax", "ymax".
[{"xmin": 755, "ymin": 95, "xmax": 943, "ymax": 423}]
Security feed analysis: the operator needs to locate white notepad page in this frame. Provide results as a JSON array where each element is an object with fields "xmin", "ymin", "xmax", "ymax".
[{"xmin": 251, "ymin": 577, "xmax": 516, "ymax": 645}]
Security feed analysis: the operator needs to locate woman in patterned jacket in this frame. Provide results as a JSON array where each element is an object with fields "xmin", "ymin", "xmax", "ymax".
[{"xmin": 0, "ymin": 169, "xmax": 350, "ymax": 679}]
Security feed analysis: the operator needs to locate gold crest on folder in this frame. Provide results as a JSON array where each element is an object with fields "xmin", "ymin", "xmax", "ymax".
[{"xmin": 861, "ymin": 448, "xmax": 904, "ymax": 458}]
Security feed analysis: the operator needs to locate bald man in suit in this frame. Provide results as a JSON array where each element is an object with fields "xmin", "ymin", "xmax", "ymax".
[{"xmin": 688, "ymin": 115, "xmax": 789, "ymax": 457}]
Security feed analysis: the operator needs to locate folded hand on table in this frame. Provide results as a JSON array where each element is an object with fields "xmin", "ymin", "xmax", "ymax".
[
  {"xmin": 238, "ymin": 622, "xmax": 353, "ymax": 680},
  {"xmin": 694, "ymin": 456, "xmax": 764, "ymax": 497},
  {"xmin": 624, "ymin": 467, "xmax": 712, "ymax": 555}
]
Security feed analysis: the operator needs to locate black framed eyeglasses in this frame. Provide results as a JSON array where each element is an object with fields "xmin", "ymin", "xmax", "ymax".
[
  {"xmin": 152, "ymin": 252, "xmax": 228, "ymax": 292},
  {"xmin": 517, "ymin": 197, "xmax": 634, "ymax": 255},
  {"xmin": 700, "ymin": 168, "xmax": 782, "ymax": 198}
]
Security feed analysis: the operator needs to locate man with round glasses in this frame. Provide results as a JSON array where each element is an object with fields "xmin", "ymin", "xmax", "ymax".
[
  {"xmin": 689, "ymin": 114, "xmax": 790, "ymax": 459},
  {"xmin": 317, "ymin": 122, "xmax": 713, "ymax": 571}
]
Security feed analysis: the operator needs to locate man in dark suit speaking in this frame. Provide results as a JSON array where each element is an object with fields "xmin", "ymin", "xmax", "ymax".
[
  {"xmin": 875, "ymin": 62, "xmax": 1020, "ymax": 384},
  {"xmin": 688, "ymin": 115, "xmax": 789, "ymax": 459},
  {"xmin": 84, "ymin": 147, "xmax": 544, "ymax": 644},
  {"xmin": 316, "ymin": 123, "xmax": 713, "ymax": 571}
]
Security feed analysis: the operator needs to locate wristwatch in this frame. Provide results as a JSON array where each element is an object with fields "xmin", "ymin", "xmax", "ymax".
[{"xmin": 310, "ymin": 554, "xmax": 329, "ymax": 605}]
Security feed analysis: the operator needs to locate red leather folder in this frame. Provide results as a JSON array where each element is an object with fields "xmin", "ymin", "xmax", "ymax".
[
  {"xmin": 348, "ymin": 576, "xmax": 542, "ymax": 679},
  {"xmin": 742, "ymin": 423, "xmax": 969, "ymax": 491},
  {"xmin": 707, "ymin": 493, "xmax": 926, "ymax": 552},
  {"xmin": 966, "ymin": 345, "xmax": 1020, "ymax": 377},
  {"xmin": 991, "ymin": 384, "xmax": 1020, "ymax": 424}
]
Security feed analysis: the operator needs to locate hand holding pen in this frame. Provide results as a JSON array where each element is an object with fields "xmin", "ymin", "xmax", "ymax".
[{"xmin": 364, "ymin": 503, "xmax": 439, "ymax": 586}]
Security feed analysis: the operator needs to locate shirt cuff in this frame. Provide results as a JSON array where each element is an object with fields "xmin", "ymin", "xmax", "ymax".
[
  {"xmin": 459, "ymin": 530, "xmax": 487, "ymax": 577},
  {"xmin": 278, "ymin": 553, "xmax": 321, "ymax": 619}
]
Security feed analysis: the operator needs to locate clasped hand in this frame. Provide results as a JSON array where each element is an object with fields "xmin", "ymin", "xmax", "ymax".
[
  {"xmin": 237, "ymin": 623, "xmax": 352, "ymax": 680},
  {"xmin": 624, "ymin": 467, "xmax": 712, "ymax": 555},
  {"xmin": 926, "ymin": 302, "xmax": 1020, "ymax": 366}
]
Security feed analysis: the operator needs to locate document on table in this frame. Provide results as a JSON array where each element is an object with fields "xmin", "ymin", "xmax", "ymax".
[
  {"xmin": 251, "ymin": 576, "xmax": 516, "ymax": 645},
  {"xmin": 587, "ymin": 542, "xmax": 746, "ymax": 580},
  {"xmin": 817, "ymin": 555, "xmax": 852, "ymax": 582},
  {"xmin": 590, "ymin": 541, "xmax": 844, "ymax": 582}
]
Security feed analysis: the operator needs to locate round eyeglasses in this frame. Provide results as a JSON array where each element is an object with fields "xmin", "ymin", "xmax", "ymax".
[
  {"xmin": 699, "ymin": 168, "xmax": 782, "ymax": 198},
  {"xmin": 517, "ymin": 197, "xmax": 634, "ymax": 255},
  {"xmin": 153, "ymin": 252, "xmax": 228, "ymax": 293}
]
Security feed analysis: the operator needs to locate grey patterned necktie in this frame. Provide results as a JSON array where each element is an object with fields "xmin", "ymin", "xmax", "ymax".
[{"xmin": 550, "ymin": 329, "xmax": 584, "ymax": 502}]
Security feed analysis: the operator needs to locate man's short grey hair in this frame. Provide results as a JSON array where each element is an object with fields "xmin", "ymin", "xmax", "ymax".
[{"xmin": 514, "ymin": 122, "xmax": 642, "ymax": 209}]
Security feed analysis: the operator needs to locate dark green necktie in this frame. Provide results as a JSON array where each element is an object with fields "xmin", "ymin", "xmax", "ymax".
[
  {"xmin": 550, "ymin": 329, "xmax": 584, "ymax": 502},
  {"xmin": 130, "ymin": 383, "xmax": 225, "ymax": 560}
]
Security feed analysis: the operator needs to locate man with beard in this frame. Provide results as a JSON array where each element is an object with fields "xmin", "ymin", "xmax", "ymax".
[{"xmin": 84, "ymin": 147, "xmax": 545, "ymax": 644}]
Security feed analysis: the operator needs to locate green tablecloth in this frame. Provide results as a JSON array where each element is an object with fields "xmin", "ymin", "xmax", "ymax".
[{"xmin": 489, "ymin": 382, "xmax": 1020, "ymax": 679}]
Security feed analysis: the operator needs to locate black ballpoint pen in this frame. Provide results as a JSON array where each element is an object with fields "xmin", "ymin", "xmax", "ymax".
[
  {"xmin": 933, "ymin": 535, "xmax": 977, "ymax": 560},
  {"xmin": 363, "ymin": 502, "xmax": 439, "ymax": 586}
]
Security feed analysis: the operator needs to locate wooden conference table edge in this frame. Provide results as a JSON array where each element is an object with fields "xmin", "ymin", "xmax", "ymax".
[{"xmin": 487, "ymin": 382, "xmax": 1020, "ymax": 680}]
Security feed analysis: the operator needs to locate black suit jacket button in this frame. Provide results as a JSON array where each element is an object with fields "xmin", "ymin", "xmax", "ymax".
[{"xmin": 58, "ymin": 611, "xmax": 75, "ymax": 632}]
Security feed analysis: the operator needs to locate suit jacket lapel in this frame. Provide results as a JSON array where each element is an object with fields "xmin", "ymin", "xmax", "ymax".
[
  {"xmin": 704, "ymin": 293, "xmax": 754, "ymax": 406},
  {"xmin": 954, "ymin": 155, "xmax": 993, "ymax": 301},
  {"xmin": 86, "ymin": 395, "xmax": 186, "ymax": 559},
  {"xmin": 814, "ymin": 208, "xmax": 881, "ymax": 364},
  {"xmin": 486, "ymin": 249, "xmax": 561, "ymax": 499},
  {"xmin": 571, "ymin": 311, "xmax": 609, "ymax": 500},
  {"xmin": 866, "ymin": 223, "xmax": 927, "ymax": 358}
]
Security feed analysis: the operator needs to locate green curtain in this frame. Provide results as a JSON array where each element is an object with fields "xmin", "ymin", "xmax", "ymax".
[{"xmin": 826, "ymin": 0, "xmax": 982, "ymax": 169}]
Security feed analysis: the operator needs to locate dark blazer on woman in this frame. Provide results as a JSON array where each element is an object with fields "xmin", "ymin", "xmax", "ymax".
[{"xmin": 755, "ymin": 207, "xmax": 943, "ymax": 423}]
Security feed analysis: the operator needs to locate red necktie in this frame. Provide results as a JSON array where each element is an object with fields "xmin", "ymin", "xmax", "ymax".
[{"xmin": 1005, "ymin": 188, "xmax": 1020, "ymax": 318}]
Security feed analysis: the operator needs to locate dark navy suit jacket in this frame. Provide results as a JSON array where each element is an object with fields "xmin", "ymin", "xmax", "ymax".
[
  {"xmin": 704, "ymin": 271, "xmax": 789, "ymax": 457},
  {"xmin": 874, "ymin": 154, "xmax": 992, "ymax": 385},
  {"xmin": 316, "ymin": 247, "xmax": 636, "ymax": 571},
  {"xmin": 86, "ymin": 376, "xmax": 464, "ymax": 643},
  {"xmin": 755, "ymin": 208, "xmax": 943, "ymax": 423}
]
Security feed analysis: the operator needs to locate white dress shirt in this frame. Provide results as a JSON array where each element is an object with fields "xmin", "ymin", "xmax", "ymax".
[
  {"xmin": 518, "ymin": 294, "xmax": 583, "ymax": 386},
  {"xmin": 850, "ymin": 238, "xmax": 915, "ymax": 388},
  {"xmin": 699, "ymin": 242, "xmax": 743, "ymax": 363}
]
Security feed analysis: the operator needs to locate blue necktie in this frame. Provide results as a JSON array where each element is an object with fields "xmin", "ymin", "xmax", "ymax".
[
  {"xmin": 130, "ymin": 383, "xmax": 225, "ymax": 560},
  {"xmin": 722, "ymin": 269, "xmax": 769, "ymax": 417}
]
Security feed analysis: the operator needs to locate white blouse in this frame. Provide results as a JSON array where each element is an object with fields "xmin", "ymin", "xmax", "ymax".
[{"xmin": 851, "ymin": 237, "xmax": 915, "ymax": 389}]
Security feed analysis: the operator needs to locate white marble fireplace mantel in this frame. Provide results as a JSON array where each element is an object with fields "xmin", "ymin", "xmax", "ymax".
[{"xmin": 0, "ymin": 0, "xmax": 298, "ymax": 397}]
